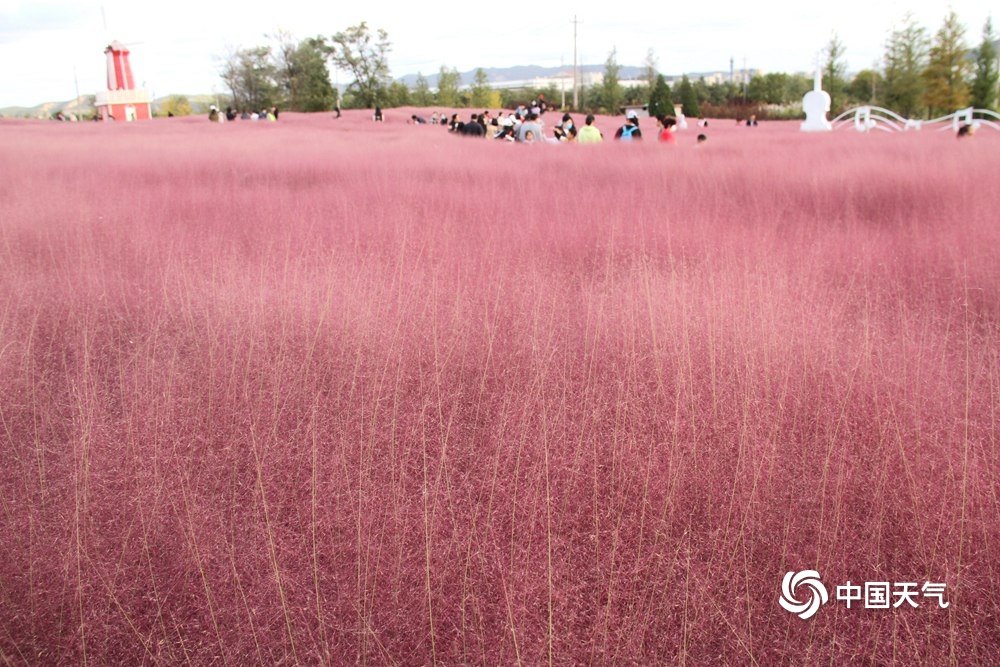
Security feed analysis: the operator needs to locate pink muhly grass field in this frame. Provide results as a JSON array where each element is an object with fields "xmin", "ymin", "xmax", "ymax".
[{"xmin": 1, "ymin": 111, "xmax": 998, "ymax": 665}]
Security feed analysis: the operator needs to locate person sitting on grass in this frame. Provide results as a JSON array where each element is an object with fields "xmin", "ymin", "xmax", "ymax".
[
  {"xmin": 957, "ymin": 123, "xmax": 976, "ymax": 138},
  {"xmin": 461, "ymin": 114, "xmax": 486, "ymax": 137},
  {"xmin": 494, "ymin": 113, "xmax": 518, "ymax": 141},
  {"xmin": 553, "ymin": 113, "xmax": 577, "ymax": 142},
  {"xmin": 515, "ymin": 112, "xmax": 545, "ymax": 143},
  {"xmin": 577, "ymin": 114, "xmax": 604, "ymax": 143}
]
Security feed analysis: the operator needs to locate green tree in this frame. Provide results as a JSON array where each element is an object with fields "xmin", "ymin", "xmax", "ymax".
[
  {"xmin": 599, "ymin": 47, "xmax": 623, "ymax": 113},
  {"xmin": 790, "ymin": 74, "xmax": 813, "ymax": 99},
  {"xmin": 499, "ymin": 88, "xmax": 521, "ymax": 109},
  {"xmin": 385, "ymin": 80, "xmax": 411, "ymax": 107},
  {"xmin": 970, "ymin": 17, "xmax": 999, "ymax": 110},
  {"xmin": 847, "ymin": 69, "xmax": 882, "ymax": 105},
  {"xmin": 535, "ymin": 84, "xmax": 560, "ymax": 107},
  {"xmin": 922, "ymin": 10, "xmax": 971, "ymax": 115},
  {"xmin": 436, "ymin": 66, "xmax": 461, "ymax": 107},
  {"xmin": 676, "ymin": 75, "xmax": 700, "ymax": 117},
  {"xmin": 159, "ymin": 95, "xmax": 192, "ymax": 116},
  {"xmin": 412, "ymin": 73, "xmax": 433, "ymax": 107},
  {"xmin": 694, "ymin": 77, "xmax": 712, "ymax": 105},
  {"xmin": 483, "ymin": 90, "xmax": 503, "ymax": 108},
  {"xmin": 283, "ymin": 37, "xmax": 336, "ymax": 112},
  {"xmin": 470, "ymin": 68, "xmax": 492, "ymax": 108},
  {"xmin": 882, "ymin": 13, "xmax": 929, "ymax": 117},
  {"xmin": 704, "ymin": 80, "xmax": 740, "ymax": 105},
  {"xmin": 746, "ymin": 73, "xmax": 767, "ymax": 104},
  {"xmin": 221, "ymin": 45, "xmax": 278, "ymax": 111},
  {"xmin": 320, "ymin": 22, "xmax": 391, "ymax": 109},
  {"xmin": 823, "ymin": 33, "xmax": 848, "ymax": 112},
  {"xmin": 748, "ymin": 72, "xmax": 795, "ymax": 104},
  {"xmin": 272, "ymin": 30, "xmax": 298, "ymax": 101},
  {"xmin": 648, "ymin": 74, "xmax": 673, "ymax": 117},
  {"xmin": 622, "ymin": 85, "xmax": 647, "ymax": 106}
]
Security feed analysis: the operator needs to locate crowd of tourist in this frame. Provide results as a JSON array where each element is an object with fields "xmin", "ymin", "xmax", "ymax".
[
  {"xmin": 207, "ymin": 105, "xmax": 279, "ymax": 122},
  {"xmin": 193, "ymin": 94, "xmax": 716, "ymax": 144},
  {"xmin": 410, "ymin": 103, "xmax": 706, "ymax": 146}
]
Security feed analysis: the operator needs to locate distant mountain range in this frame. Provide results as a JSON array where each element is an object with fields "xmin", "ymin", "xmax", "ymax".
[
  {"xmin": 1, "ymin": 95, "xmax": 98, "ymax": 120},
  {"xmin": 396, "ymin": 64, "xmax": 652, "ymax": 88}
]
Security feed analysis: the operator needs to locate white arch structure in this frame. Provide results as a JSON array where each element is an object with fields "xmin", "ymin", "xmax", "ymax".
[{"xmin": 831, "ymin": 106, "xmax": 1000, "ymax": 133}]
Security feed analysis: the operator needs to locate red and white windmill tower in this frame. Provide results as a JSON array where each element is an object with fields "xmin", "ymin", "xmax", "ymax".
[{"xmin": 95, "ymin": 41, "xmax": 152, "ymax": 121}]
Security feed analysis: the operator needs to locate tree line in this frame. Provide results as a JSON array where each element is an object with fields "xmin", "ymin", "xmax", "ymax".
[
  {"xmin": 215, "ymin": 13, "xmax": 997, "ymax": 119},
  {"xmin": 821, "ymin": 12, "xmax": 998, "ymax": 119}
]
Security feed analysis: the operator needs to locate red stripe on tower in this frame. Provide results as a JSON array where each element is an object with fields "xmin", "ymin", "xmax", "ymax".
[
  {"xmin": 106, "ymin": 44, "xmax": 118, "ymax": 90},
  {"xmin": 106, "ymin": 41, "xmax": 135, "ymax": 90}
]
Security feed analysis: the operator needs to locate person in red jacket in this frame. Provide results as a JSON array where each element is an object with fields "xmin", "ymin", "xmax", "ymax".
[{"xmin": 657, "ymin": 115, "xmax": 677, "ymax": 143}]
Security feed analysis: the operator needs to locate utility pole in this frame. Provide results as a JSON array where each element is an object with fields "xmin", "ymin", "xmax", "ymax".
[
  {"xmin": 571, "ymin": 15, "xmax": 582, "ymax": 110},
  {"xmin": 742, "ymin": 55, "xmax": 747, "ymax": 103}
]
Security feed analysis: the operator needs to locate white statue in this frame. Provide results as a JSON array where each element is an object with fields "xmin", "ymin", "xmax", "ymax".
[{"xmin": 801, "ymin": 59, "xmax": 832, "ymax": 132}]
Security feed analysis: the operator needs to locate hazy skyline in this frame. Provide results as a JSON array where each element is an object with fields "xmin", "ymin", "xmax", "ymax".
[{"xmin": 0, "ymin": 0, "xmax": 993, "ymax": 108}]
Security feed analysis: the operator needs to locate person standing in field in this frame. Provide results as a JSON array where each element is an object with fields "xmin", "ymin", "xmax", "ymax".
[
  {"xmin": 657, "ymin": 115, "xmax": 677, "ymax": 144},
  {"xmin": 614, "ymin": 112, "xmax": 642, "ymax": 140},
  {"xmin": 577, "ymin": 114, "xmax": 604, "ymax": 143}
]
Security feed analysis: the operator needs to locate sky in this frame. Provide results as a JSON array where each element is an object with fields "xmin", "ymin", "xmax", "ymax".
[{"xmin": 0, "ymin": 0, "xmax": 993, "ymax": 107}]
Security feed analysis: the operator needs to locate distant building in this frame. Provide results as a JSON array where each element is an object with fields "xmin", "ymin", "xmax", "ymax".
[
  {"xmin": 95, "ymin": 41, "xmax": 151, "ymax": 121},
  {"xmin": 699, "ymin": 72, "xmax": 729, "ymax": 86},
  {"xmin": 482, "ymin": 71, "xmax": 606, "ymax": 92}
]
